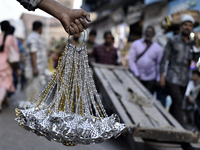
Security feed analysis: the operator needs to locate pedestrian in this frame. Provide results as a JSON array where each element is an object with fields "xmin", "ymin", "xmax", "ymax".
[
  {"xmin": 0, "ymin": 21, "xmax": 19, "ymax": 112},
  {"xmin": 128, "ymin": 25, "xmax": 163, "ymax": 94},
  {"xmin": 160, "ymin": 14, "xmax": 200, "ymax": 127},
  {"xmin": 17, "ymin": 0, "xmax": 91, "ymax": 34},
  {"xmin": 23, "ymin": 21, "xmax": 48, "ymax": 103},
  {"xmin": 183, "ymin": 68, "xmax": 200, "ymax": 124},
  {"xmin": 92, "ymin": 31, "xmax": 118, "ymax": 65},
  {"xmin": 86, "ymin": 29, "xmax": 97, "ymax": 56},
  {"xmin": 9, "ymin": 26, "xmax": 20, "ymax": 90}
]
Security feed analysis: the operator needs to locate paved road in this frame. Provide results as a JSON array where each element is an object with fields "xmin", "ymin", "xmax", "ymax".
[{"xmin": 0, "ymin": 89, "xmax": 130, "ymax": 150}]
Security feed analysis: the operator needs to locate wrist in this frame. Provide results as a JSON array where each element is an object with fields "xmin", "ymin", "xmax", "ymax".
[{"xmin": 38, "ymin": 0, "xmax": 70, "ymax": 19}]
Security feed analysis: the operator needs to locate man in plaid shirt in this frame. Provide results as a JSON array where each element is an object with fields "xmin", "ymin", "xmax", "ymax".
[{"xmin": 92, "ymin": 31, "xmax": 118, "ymax": 65}]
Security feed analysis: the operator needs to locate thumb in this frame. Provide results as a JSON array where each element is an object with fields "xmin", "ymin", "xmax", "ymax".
[{"xmin": 82, "ymin": 10, "xmax": 91, "ymax": 22}]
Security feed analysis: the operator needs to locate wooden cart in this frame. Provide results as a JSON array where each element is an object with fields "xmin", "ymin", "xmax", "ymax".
[{"xmin": 92, "ymin": 63, "xmax": 200, "ymax": 150}]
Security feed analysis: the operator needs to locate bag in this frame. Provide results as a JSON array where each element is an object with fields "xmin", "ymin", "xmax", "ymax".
[
  {"xmin": 8, "ymin": 46, "xmax": 19, "ymax": 63},
  {"xmin": 8, "ymin": 38, "xmax": 20, "ymax": 70},
  {"xmin": 135, "ymin": 42, "xmax": 152, "ymax": 63}
]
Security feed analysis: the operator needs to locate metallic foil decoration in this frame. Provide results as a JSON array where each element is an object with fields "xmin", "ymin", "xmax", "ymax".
[{"xmin": 15, "ymin": 43, "xmax": 126, "ymax": 146}]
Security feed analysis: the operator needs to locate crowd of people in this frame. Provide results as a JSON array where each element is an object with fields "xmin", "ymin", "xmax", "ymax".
[{"xmin": 129, "ymin": 14, "xmax": 200, "ymax": 129}]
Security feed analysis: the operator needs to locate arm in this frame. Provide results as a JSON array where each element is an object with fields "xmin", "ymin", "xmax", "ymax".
[
  {"xmin": 128, "ymin": 43, "xmax": 140, "ymax": 77},
  {"xmin": 29, "ymin": 37, "xmax": 39, "ymax": 76},
  {"xmin": 31, "ymin": 52, "xmax": 38, "ymax": 76},
  {"xmin": 159, "ymin": 39, "xmax": 172, "ymax": 87},
  {"xmin": 17, "ymin": 0, "xmax": 91, "ymax": 34}
]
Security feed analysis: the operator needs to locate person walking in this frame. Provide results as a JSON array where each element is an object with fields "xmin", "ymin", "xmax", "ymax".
[
  {"xmin": 129, "ymin": 25, "xmax": 163, "ymax": 94},
  {"xmin": 160, "ymin": 14, "xmax": 200, "ymax": 127},
  {"xmin": 23, "ymin": 21, "xmax": 48, "ymax": 103},
  {"xmin": 0, "ymin": 21, "xmax": 19, "ymax": 112},
  {"xmin": 92, "ymin": 31, "xmax": 118, "ymax": 65}
]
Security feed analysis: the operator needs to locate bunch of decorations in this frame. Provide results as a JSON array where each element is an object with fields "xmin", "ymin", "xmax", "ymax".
[{"xmin": 15, "ymin": 43, "xmax": 126, "ymax": 146}]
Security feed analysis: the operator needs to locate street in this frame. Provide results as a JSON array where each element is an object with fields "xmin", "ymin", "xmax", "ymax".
[{"xmin": 0, "ymin": 88, "xmax": 130, "ymax": 150}]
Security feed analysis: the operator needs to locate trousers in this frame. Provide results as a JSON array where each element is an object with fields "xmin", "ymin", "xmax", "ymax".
[
  {"xmin": 140, "ymin": 79, "xmax": 156, "ymax": 94},
  {"xmin": 166, "ymin": 81, "xmax": 186, "ymax": 128}
]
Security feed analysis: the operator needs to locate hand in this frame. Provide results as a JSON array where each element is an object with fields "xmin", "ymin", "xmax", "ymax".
[
  {"xmin": 33, "ymin": 68, "xmax": 39, "ymax": 76},
  {"xmin": 159, "ymin": 75, "xmax": 166, "ymax": 87},
  {"xmin": 188, "ymin": 95, "xmax": 194, "ymax": 104},
  {"xmin": 60, "ymin": 9, "xmax": 91, "ymax": 34},
  {"xmin": 87, "ymin": 49, "xmax": 93, "ymax": 54},
  {"xmin": 37, "ymin": 0, "xmax": 91, "ymax": 35}
]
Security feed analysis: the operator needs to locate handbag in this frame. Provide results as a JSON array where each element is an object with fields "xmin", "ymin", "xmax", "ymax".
[
  {"xmin": 9, "ymin": 46, "xmax": 19, "ymax": 63},
  {"xmin": 8, "ymin": 37, "xmax": 20, "ymax": 69}
]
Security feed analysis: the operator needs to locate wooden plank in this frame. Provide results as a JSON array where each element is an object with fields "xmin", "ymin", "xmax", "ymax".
[
  {"xmin": 100, "ymin": 68, "xmax": 153, "ymax": 127},
  {"xmin": 94, "ymin": 67, "xmax": 145, "ymax": 150},
  {"xmin": 133, "ymin": 127, "xmax": 199, "ymax": 143},
  {"xmin": 93, "ymin": 67, "xmax": 132, "ymax": 124},
  {"xmin": 125, "ymin": 70, "xmax": 184, "ymax": 130},
  {"xmin": 114, "ymin": 69, "xmax": 170, "ymax": 127},
  {"xmin": 92, "ymin": 62, "xmax": 126, "ymax": 70}
]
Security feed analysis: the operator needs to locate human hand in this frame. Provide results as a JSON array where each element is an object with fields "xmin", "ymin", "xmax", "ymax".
[
  {"xmin": 188, "ymin": 95, "xmax": 194, "ymax": 104},
  {"xmin": 159, "ymin": 75, "xmax": 165, "ymax": 87},
  {"xmin": 37, "ymin": 0, "xmax": 91, "ymax": 35},
  {"xmin": 87, "ymin": 49, "xmax": 93, "ymax": 54},
  {"xmin": 60, "ymin": 9, "xmax": 91, "ymax": 34}
]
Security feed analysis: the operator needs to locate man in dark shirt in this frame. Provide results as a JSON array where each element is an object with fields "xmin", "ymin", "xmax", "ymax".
[
  {"xmin": 160, "ymin": 14, "xmax": 199, "ymax": 127},
  {"xmin": 92, "ymin": 31, "xmax": 118, "ymax": 65}
]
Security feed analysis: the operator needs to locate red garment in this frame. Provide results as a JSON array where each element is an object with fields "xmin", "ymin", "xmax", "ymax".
[{"xmin": 92, "ymin": 44, "xmax": 118, "ymax": 65}]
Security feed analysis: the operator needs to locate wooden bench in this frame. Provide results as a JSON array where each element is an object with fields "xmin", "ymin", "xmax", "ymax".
[{"xmin": 92, "ymin": 63, "xmax": 200, "ymax": 150}]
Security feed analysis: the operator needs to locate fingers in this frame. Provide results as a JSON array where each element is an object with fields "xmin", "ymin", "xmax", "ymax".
[
  {"xmin": 69, "ymin": 26, "xmax": 75, "ymax": 35},
  {"xmin": 71, "ymin": 22, "xmax": 79, "ymax": 33},
  {"xmin": 74, "ymin": 19, "xmax": 83, "ymax": 32},
  {"xmin": 82, "ymin": 10, "xmax": 91, "ymax": 22},
  {"xmin": 79, "ymin": 18, "xmax": 88, "ymax": 30}
]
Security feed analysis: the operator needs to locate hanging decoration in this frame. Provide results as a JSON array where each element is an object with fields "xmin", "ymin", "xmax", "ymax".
[{"xmin": 15, "ymin": 35, "xmax": 126, "ymax": 146}]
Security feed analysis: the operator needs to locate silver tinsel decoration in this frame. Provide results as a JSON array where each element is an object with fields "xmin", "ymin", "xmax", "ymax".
[{"xmin": 15, "ymin": 43, "xmax": 126, "ymax": 146}]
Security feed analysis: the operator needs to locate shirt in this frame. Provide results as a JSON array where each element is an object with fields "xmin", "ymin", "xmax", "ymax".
[
  {"xmin": 160, "ymin": 34, "xmax": 200, "ymax": 87},
  {"xmin": 128, "ymin": 39, "xmax": 163, "ymax": 81},
  {"xmin": 92, "ymin": 44, "xmax": 118, "ymax": 65},
  {"xmin": 17, "ymin": 0, "xmax": 42, "ymax": 11},
  {"xmin": 24, "ymin": 31, "xmax": 47, "ymax": 78}
]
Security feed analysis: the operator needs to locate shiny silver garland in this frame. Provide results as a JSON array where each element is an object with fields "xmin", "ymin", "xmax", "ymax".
[{"xmin": 15, "ymin": 43, "xmax": 126, "ymax": 146}]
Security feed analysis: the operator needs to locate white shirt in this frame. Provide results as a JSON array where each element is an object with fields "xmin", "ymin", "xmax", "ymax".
[{"xmin": 24, "ymin": 31, "xmax": 47, "ymax": 78}]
